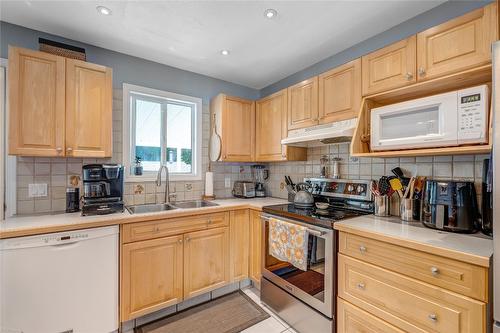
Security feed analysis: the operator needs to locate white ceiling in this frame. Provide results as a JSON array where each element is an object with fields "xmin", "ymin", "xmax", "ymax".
[{"xmin": 0, "ymin": 1, "xmax": 445, "ymax": 89}]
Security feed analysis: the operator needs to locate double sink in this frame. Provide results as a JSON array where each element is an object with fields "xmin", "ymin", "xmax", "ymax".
[{"xmin": 126, "ymin": 200, "xmax": 218, "ymax": 214}]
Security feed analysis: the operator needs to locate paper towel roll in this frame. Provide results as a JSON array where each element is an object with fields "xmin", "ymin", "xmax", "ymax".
[{"xmin": 205, "ymin": 171, "xmax": 214, "ymax": 196}]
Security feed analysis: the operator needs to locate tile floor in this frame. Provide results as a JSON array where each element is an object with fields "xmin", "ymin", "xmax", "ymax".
[{"xmin": 240, "ymin": 287, "xmax": 298, "ymax": 333}]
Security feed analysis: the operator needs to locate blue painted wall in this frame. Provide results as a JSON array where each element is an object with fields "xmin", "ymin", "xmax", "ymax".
[
  {"xmin": 0, "ymin": 21, "xmax": 260, "ymax": 102},
  {"xmin": 259, "ymin": 0, "xmax": 493, "ymax": 97}
]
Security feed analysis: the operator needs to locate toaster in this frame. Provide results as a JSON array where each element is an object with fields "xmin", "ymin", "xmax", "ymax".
[{"xmin": 232, "ymin": 181, "xmax": 256, "ymax": 198}]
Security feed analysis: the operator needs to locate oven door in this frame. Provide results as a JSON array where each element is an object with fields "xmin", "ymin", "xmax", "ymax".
[
  {"xmin": 370, "ymin": 90, "xmax": 458, "ymax": 151},
  {"xmin": 261, "ymin": 214, "xmax": 334, "ymax": 318}
]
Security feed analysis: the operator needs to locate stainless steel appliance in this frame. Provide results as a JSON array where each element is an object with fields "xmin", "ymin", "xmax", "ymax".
[
  {"xmin": 371, "ymin": 85, "xmax": 489, "ymax": 151},
  {"xmin": 82, "ymin": 164, "xmax": 124, "ymax": 216},
  {"xmin": 492, "ymin": 40, "xmax": 500, "ymax": 333},
  {"xmin": 232, "ymin": 181, "xmax": 255, "ymax": 198},
  {"xmin": 252, "ymin": 165, "xmax": 269, "ymax": 197},
  {"xmin": 421, "ymin": 180, "xmax": 480, "ymax": 233},
  {"xmin": 261, "ymin": 178, "xmax": 373, "ymax": 333}
]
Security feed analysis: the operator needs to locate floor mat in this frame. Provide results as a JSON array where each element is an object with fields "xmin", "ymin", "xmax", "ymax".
[{"xmin": 135, "ymin": 290, "xmax": 270, "ymax": 333}]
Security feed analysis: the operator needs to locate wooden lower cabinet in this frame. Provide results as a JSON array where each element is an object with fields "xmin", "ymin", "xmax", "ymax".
[
  {"xmin": 121, "ymin": 235, "xmax": 184, "ymax": 321},
  {"xmin": 337, "ymin": 298, "xmax": 404, "ymax": 333},
  {"xmin": 183, "ymin": 227, "xmax": 230, "ymax": 299},
  {"xmin": 230, "ymin": 210, "xmax": 250, "ymax": 282},
  {"xmin": 249, "ymin": 210, "xmax": 262, "ymax": 289}
]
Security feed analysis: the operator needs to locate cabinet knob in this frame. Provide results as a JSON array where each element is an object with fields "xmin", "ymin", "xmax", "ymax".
[
  {"xmin": 359, "ymin": 245, "xmax": 367, "ymax": 253},
  {"xmin": 405, "ymin": 72, "xmax": 413, "ymax": 80},
  {"xmin": 178, "ymin": 239, "xmax": 183, "ymax": 244},
  {"xmin": 418, "ymin": 67, "xmax": 426, "ymax": 76},
  {"xmin": 430, "ymin": 266, "xmax": 439, "ymax": 276},
  {"xmin": 428, "ymin": 314, "xmax": 438, "ymax": 322},
  {"xmin": 66, "ymin": 147, "xmax": 73, "ymax": 153},
  {"xmin": 357, "ymin": 282, "xmax": 366, "ymax": 290},
  {"xmin": 185, "ymin": 236, "xmax": 190, "ymax": 242},
  {"xmin": 56, "ymin": 147, "xmax": 63, "ymax": 153}
]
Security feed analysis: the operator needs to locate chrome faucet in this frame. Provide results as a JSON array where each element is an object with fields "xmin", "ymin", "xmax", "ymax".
[{"xmin": 156, "ymin": 164, "xmax": 172, "ymax": 204}]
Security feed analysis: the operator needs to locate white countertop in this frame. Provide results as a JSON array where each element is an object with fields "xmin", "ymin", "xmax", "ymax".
[
  {"xmin": 0, "ymin": 197, "xmax": 288, "ymax": 239},
  {"xmin": 335, "ymin": 215, "xmax": 493, "ymax": 267}
]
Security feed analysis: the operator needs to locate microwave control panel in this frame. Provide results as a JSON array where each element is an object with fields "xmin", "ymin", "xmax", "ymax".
[{"xmin": 457, "ymin": 85, "xmax": 488, "ymax": 144}]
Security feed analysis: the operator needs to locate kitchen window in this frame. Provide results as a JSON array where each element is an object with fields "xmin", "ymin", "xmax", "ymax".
[{"xmin": 123, "ymin": 84, "xmax": 202, "ymax": 181}]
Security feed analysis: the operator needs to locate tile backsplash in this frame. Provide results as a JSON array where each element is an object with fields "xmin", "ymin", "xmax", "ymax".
[{"xmin": 13, "ymin": 90, "xmax": 489, "ymax": 215}]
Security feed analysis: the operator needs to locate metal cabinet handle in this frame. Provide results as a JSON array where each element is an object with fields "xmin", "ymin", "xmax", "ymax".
[
  {"xmin": 430, "ymin": 267, "xmax": 439, "ymax": 276},
  {"xmin": 405, "ymin": 72, "xmax": 413, "ymax": 80},
  {"xmin": 357, "ymin": 282, "xmax": 365, "ymax": 290},
  {"xmin": 359, "ymin": 245, "xmax": 367, "ymax": 253},
  {"xmin": 418, "ymin": 67, "xmax": 426, "ymax": 76},
  {"xmin": 428, "ymin": 314, "xmax": 438, "ymax": 322}
]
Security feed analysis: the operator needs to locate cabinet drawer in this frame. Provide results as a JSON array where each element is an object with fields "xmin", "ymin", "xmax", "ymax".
[
  {"xmin": 339, "ymin": 232, "xmax": 488, "ymax": 302},
  {"xmin": 337, "ymin": 298, "xmax": 404, "ymax": 333},
  {"xmin": 122, "ymin": 212, "xmax": 229, "ymax": 243},
  {"xmin": 338, "ymin": 254, "xmax": 485, "ymax": 333}
]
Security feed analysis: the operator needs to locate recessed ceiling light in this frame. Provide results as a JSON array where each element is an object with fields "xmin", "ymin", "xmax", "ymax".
[
  {"xmin": 96, "ymin": 5, "xmax": 112, "ymax": 16},
  {"xmin": 220, "ymin": 50, "xmax": 230, "ymax": 56},
  {"xmin": 264, "ymin": 9, "xmax": 277, "ymax": 19}
]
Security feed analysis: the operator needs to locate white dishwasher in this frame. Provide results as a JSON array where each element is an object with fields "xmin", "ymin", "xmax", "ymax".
[{"xmin": 0, "ymin": 225, "xmax": 119, "ymax": 333}]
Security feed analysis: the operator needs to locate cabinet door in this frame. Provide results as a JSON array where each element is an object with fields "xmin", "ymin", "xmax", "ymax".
[
  {"xmin": 256, "ymin": 89, "xmax": 287, "ymax": 161},
  {"xmin": 8, "ymin": 47, "xmax": 66, "ymax": 156},
  {"xmin": 417, "ymin": 3, "xmax": 498, "ymax": 81},
  {"xmin": 319, "ymin": 58, "xmax": 361, "ymax": 123},
  {"xmin": 121, "ymin": 235, "xmax": 183, "ymax": 321},
  {"xmin": 66, "ymin": 59, "xmax": 112, "ymax": 158},
  {"xmin": 362, "ymin": 36, "xmax": 416, "ymax": 96},
  {"xmin": 222, "ymin": 96, "xmax": 255, "ymax": 161},
  {"xmin": 249, "ymin": 210, "xmax": 262, "ymax": 289},
  {"xmin": 287, "ymin": 77, "xmax": 319, "ymax": 130},
  {"xmin": 183, "ymin": 227, "xmax": 230, "ymax": 299},
  {"xmin": 229, "ymin": 210, "xmax": 250, "ymax": 282}
]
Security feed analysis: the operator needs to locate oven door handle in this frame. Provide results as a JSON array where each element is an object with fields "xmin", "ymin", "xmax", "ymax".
[{"xmin": 260, "ymin": 215, "xmax": 327, "ymax": 237}]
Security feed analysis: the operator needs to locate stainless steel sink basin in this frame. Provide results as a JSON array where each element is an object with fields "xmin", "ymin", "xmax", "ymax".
[
  {"xmin": 172, "ymin": 200, "xmax": 219, "ymax": 209},
  {"xmin": 126, "ymin": 203, "xmax": 177, "ymax": 214}
]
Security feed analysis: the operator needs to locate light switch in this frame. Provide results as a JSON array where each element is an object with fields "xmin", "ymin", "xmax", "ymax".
[
  {"xmin": 28, "ymin": 183, "xmax": 48, "ymax": 197},
  {"xmin": 225, "ymin": 177, "xmax": 231, "ymax": 188}
]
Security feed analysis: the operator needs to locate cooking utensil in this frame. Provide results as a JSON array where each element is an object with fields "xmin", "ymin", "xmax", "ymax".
[
  {"xmin": 391, "ymin": 167, "xmax": 405, "ymax": 179},
  {"xmin": 378, "ymin": 176, "xmax": 391, "ymax": 195},
  {"xmin": 389, "ymin": 178, "xmax": 404, "ymax": 198},
  {"xmin": 403, "ymin": 177, "xmax": 415, "ymax": 199},
  {"xmin": 209, "ymin": 113, "xmax": 222, "ymax": 162},
  {"xmin": 293, "ymin": 182, "xmax": 315, "ymax": 209},
  {"xmin": 370, "ymin": 180, "xmax": 380, "ymax": 196},
  {"xmin": 413, "ymin": 176, "xmax": 426, "ymax": 199}
]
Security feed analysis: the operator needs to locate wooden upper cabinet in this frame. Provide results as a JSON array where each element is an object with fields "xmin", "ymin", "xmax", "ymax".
[
  {"xmin": 417, "ymin": 3, "xmax": 498, "ymax": 81},
  {"xmin": 255, "ymin": 89, "xmax": 307, "ymax": 162},
  {"xmin": 362, "ymin": 36, "xmax": 417, "ymax": 96},
  {"xmin": 121, "ymin": 235, "xmax": 184, "ymax": 321},
  {"xmin": 183, "ymin": 227, "xmax": 230, "ymax": 299},
  {"xmin": 8, "ymin": 46, "xmax": 66, "ymax": 156},
  {"xmin": 287, "ymin": 77, "xmax": 319, "ymax": 130},
  {"xmin": 66, "ymin": 59, "xmax": 112, "ymax": 157},
  {"xmin": 319, "ymin": 58, "xmax": 361, "ymax": 123},
  {"xmin": 211, "ymin": 94, "xmax": 255, "ymax": 162}
]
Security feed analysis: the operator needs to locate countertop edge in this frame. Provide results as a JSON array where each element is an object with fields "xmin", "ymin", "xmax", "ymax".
[
  {"xmin": 0, "ymin": 201, "xmax": 274, "ymax": 239},
  {"xmin": 334, "ymin": 223, "xmax": 491, "ymax": 268}
]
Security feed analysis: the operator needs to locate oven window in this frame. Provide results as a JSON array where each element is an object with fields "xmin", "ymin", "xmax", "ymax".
[
  {"xmin": 380, "ymin": 106, "xmax": 440, "ymax": 140},
  {"xmin": 264, "ymin": 223, "xmax": 326, "ymax": 302}
]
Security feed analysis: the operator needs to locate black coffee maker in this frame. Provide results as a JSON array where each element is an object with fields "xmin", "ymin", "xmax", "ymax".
[
  {"xmin": 422, "ymin": 180, "xmax": 480, "ymax": 233},
  {"xmin": 82, "ymin": 164, "xmax": 124, "ymax": 216}
]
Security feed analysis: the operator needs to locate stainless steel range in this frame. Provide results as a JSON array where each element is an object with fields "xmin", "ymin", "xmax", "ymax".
[{"xmin": 260, "ymin": 178, "xmax": 373, "ymax": 333}]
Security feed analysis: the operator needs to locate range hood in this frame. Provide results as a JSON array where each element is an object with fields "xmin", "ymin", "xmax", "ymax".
[{"xmin": 281, "ymin": 118, "xmax": 357, "ymax": 147}]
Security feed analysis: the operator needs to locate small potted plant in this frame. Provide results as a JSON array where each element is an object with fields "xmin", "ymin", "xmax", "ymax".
[{"xmin": 134, "ymin": 156, "xmax": 143, "ymax": 176}]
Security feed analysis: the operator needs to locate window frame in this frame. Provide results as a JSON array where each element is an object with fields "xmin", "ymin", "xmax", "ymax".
[{"xmin": 123, "ymin": 83, "xmax": 202, "ymax": 182}]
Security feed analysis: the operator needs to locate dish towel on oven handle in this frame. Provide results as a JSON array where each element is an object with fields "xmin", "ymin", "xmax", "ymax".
[{"xmin": 268, "ymin": 217, "xmax": 309, "ymax": 271}]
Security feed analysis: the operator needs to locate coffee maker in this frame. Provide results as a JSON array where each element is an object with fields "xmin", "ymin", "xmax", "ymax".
[
  {"xmin": 82, "ymin": 164, "xmax": 124, "ymax": 216},
  {"xmin": 422, "ymin": 180, "xmax": 480, "ymax": 233},
  {"xmin": 252, "ymin": 165, "xmax": 269, "ymax": 197}
]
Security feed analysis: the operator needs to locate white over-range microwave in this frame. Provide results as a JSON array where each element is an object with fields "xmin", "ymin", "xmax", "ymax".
[{"xmin": 370, "ymin": 85, "xmax": 489, "ymax": 151}]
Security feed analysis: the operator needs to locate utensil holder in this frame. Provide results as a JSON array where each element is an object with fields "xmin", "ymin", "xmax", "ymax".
[
  {"xmin": 400, "ymin": 198, "xmax": 421, "ymax": 222},
  {"xmin": 374, "ymin": 195, "xmax": 391, "ymax": 217}
]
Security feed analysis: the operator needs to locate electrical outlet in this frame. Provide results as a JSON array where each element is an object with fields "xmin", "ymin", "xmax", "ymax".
[
  {"xmin": 28, "ymin": 183, "xmax": 48, "ymax": 198},
  {"xmin": 225, "ymin": 177, "xmax": 231, "ymax": 188},
  {"xmin": 185, "ymin": 183, "xmax": 193, "ymax": 191}
]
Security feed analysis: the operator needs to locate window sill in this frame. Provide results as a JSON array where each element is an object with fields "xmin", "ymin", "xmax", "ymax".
[{"xmin": 125, "ymin": 173, "xmax": 202, "ymax": 183}]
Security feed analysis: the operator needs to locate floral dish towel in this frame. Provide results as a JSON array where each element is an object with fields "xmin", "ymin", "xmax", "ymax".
[{"xmin": 268, "ymin": 217, "xmax": 308, "ymax": 271}]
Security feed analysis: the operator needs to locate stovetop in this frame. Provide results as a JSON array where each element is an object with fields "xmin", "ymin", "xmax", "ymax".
[{"xmin": 262, "ymin": 204, "xmax": 369, "ymax": 229}]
